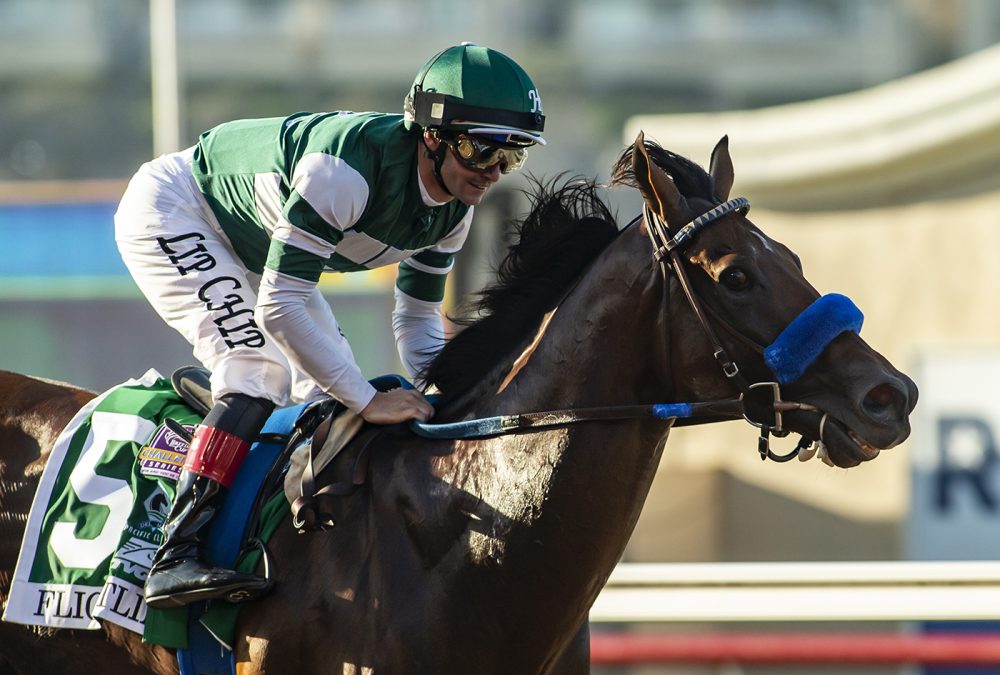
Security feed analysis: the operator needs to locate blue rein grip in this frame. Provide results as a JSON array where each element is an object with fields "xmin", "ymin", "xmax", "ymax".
[{"xmin": 764, "ymin": 293, "xmax": 863, "ymax": 384}]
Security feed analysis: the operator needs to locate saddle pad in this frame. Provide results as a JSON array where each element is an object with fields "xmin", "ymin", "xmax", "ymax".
[
  {"xmin": 2, "ymin": 370, "xmax": 199, "ymax": 636},
  {"xmin": 4, "ymin": 370, "xmax": 409, "ymax": 668},
  {"xmin": 1, "ymin": 370, "xmax": 298, "ymax": 652}
]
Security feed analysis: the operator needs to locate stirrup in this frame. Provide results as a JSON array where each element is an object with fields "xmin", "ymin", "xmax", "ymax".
[
  {"xmin": 144, "ymin": 540, "xmax": 274, "ymax": 609},
  {"xmin": 146, "ymin": 582, "xmax": 272, "ymax": 609},
  {"xmin": 145, "ymin": 572, "xmax": 272, "ymax": 609},
  {"xmin": 219, "ymin": 537, "xmax": 274, "ymax": 604}
]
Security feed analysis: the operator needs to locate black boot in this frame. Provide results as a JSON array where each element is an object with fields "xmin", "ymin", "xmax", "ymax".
[
  {"xmin": 144, "ymin": 393, "xmax": 274, "ymax": 609},
  {"xmin": 143, "ymin": 469, "xmax": 271, "ymax": 608}
]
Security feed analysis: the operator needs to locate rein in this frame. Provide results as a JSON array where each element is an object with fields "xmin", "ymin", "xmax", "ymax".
[
  {"xmin": 412, "ymin": 196, "xmax": 859, "ymax": 464},
  {"xmin": 411, "ymin": 400, "xmax": 744, "ymax": 439}
]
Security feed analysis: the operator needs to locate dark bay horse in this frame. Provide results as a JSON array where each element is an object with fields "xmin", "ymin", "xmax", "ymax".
[{"xmin": 0, "ymin": 134, "xmax": 916, "ymax": 674}]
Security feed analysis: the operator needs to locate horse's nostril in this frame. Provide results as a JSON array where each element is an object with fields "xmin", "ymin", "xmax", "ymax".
[{"xmin": 863, "ymin": 382, "xmax": 906, "ymax": 420}]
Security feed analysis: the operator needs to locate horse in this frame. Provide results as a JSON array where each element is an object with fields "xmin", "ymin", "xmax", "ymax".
[{"xmin": 0, "ymin": 133, "xmax": 917, "ymax": 674}]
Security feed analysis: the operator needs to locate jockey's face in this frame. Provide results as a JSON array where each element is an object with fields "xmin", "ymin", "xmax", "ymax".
[
  {"xmin": 419, "ymin": 132, "xmax": 503, "ymax": 206},
  {"xmin": 440, "ymin": 143, "xmax": 503, "ymax": 206}
]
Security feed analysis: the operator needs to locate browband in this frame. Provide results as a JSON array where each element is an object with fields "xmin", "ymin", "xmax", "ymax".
[{"xmin": 668, "ymin": 197, "xmax": 750, "ymax": 252}]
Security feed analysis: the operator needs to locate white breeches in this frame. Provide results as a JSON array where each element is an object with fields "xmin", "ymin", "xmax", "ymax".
[{"xmin": 113, "ymin": 148, "xmax": 330, "ymax": 406}]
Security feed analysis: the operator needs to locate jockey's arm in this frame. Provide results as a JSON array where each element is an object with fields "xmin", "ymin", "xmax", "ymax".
[
  {"xmin": 255, "ymin": 267, "xmax": 376, "ymax": 411},
  {"xmin": 253, "ymin": 182, "xmax": 435, "ymax": 423},
  {"xmin": 392, "ymin": 286, "xmax": 444, "ymax": 387},
  {"xmin": 392, "ymin": 210, "xmax": 473, "ymax": 386},
  {"xmin": 255, "ymin": 267, "xmax": 434, "ymax": 424}
]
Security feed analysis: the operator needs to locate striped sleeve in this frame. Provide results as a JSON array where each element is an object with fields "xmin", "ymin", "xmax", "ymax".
[
  {"xmin": 265, "ymin": 199, "xmax": 339, "ymax": 282},
  {"xmin": 395, "ymin": 208, "xmax": 473, "ymax": 302},
  {"xmin": 395, "ymin": 251, "xmax": 453, "ymax": 303},
  {"xmin": 265, "ymin": 151, "xmax": 370, "ymax": 282}
]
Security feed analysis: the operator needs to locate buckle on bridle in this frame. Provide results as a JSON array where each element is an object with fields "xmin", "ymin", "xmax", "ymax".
[
  {"xmin": 715, "ymin": 349, "xmax": 740, "ymax": 379},
  {"xmin": 757, "ymin": 426, "xmax": 772, "ymax": 460}
]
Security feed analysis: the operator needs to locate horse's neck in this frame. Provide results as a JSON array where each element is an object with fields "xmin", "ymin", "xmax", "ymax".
[
  {"xmin": 480, "ymin": 231, "xmax": 672, "ymax": 413},
  {"xmin": 430, "ymin": 232, "xmax": 674, "ymax": 619}
]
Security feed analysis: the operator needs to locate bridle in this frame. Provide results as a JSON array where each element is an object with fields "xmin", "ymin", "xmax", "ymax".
[
  {"xmin": 640, "ymin": 198, "xmax": 827, "ymax": 462},
  {"xmin": 644, "ymin": 198, "xmax": 749, "ymax": 381}
]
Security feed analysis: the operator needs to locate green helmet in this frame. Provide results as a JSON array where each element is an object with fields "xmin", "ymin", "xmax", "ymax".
[{"xmin": 403, "ymin": 43, "xmax": 546, "ymax": 145}]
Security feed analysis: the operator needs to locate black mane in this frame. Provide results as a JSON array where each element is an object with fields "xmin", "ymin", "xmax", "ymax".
[
  {"xmin": 611, "ymin": 140, "xmax": 715, "ymax": 201},
  {"xmin": 422, "ymin": 176, "xmax": 619, "ymax": 401}
]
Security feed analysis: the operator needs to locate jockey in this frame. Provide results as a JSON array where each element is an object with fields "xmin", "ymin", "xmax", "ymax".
[{"xmin": 114, "ymin": 43, "xmax": 545, "ymax": 609}]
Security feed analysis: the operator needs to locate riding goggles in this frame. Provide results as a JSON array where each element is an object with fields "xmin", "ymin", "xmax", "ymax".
[{"xmin": 444, "ymin": 133, "xmax": 529, "ymax": 174}]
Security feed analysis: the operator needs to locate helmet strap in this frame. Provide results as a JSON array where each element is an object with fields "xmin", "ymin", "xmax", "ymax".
[{"xmin": 422, "ymin": 133, "xmax": 452, "ymax": 196}]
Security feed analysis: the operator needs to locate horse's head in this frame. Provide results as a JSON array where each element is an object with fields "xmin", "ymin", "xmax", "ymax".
[{"xmin": 615, "ymin": 132, "xmax": 917, "ymax": 468}]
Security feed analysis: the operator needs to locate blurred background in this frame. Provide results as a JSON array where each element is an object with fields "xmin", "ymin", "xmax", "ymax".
[{"xmin": 2, "ymin": 1, "xmax": 999, "ymax": 673}]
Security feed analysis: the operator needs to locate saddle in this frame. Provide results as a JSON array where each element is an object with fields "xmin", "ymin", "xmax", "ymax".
[{"xmin": 169, "ymin": 366, "xmax": 397, "ymax": 534}]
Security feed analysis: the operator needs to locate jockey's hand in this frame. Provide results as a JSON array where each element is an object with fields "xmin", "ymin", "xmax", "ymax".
[{"xmin": 360, "ymin": 388, "xmax": 434, "ymax": 424}]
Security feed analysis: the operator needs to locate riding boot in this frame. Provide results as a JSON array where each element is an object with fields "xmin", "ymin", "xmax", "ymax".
[{"xmin": 144, "ymin": 394, "xmax": 274, "ymax": 609}]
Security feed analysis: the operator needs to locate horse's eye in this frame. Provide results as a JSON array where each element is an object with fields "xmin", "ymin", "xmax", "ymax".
[{"xmin": 720, "ymin": 267, "xmax": 751, "ymax": 290}]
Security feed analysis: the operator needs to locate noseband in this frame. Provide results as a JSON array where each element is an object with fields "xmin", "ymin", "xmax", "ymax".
[{"xmin": 641, "ymin": 198, "xmax": 862, "ymax": 461}]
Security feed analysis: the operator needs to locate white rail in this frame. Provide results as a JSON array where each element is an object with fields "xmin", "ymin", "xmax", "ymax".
[{"xmin": 591, "ymin": 562, "xmax": 1000, "ymax": 623}]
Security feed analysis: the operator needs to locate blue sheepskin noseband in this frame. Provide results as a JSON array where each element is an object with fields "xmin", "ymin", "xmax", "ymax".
[{"xmin": 763, "ymin": 293, "xmax": 863, "ymax": 384}]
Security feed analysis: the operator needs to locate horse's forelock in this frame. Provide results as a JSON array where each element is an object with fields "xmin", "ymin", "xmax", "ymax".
[{"xmin": 612, "ymin": 140, "xmax": 715, "ymax": 203}]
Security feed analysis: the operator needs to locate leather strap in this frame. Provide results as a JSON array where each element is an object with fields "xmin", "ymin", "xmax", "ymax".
[
  {"xmin": 291, "ymin": 432, "xmax": 377, "ymax": 532},
  {"xmin": 667, "ymin": 248, "xmax": 748, "ymax": 387},
  {"xmin": 642, "ymin": 199, "xmax": 753, "ymax": 392}
]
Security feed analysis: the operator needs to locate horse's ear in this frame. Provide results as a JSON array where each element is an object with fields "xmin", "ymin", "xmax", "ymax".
[
  {"xmin": 709, "ymin": 135, "xmax": 734, "ymax": 201},
  {"xmin": 630, "ymin": 131, "xmax": 687, "ymax": 227}
]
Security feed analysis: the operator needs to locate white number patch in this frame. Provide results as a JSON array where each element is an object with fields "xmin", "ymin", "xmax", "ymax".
[{"xmin": 49, "ymin": 412, "xmax": 157, "ymax": 569}]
